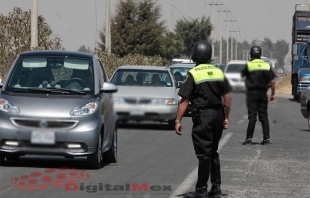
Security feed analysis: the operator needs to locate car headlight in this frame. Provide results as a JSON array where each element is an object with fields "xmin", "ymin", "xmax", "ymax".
[
  {"xmin": 150, "ymin": 98, "xmax": 176, "ymax": 105},
  {"xmin": 113, "ymin": 97, "xmax": 125, "ymax": 104},
  {"xmin": 70, "ymin": 102, "xmax": 98, "ymax": 116},
  {"xmin": 300, "ymin": 76, "xmax": 310, "ymax": 82},
  {"xmin": 0, "ymin": 98, "xmax": 20, "ymax": 113}
]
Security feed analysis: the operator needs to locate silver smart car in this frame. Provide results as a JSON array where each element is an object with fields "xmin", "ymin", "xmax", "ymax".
[{"xmin": 0, "ymin": 50, "xmax": 118, "ymax": 169}]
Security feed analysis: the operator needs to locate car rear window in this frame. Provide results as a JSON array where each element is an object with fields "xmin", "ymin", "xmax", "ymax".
[{"xmin": 225, "ymin": 64, "xmax": 246, "ymax": 73}]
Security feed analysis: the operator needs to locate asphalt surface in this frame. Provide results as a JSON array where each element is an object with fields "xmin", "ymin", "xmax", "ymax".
[{"xmin": 0, "ymin": 92, "xmax": 309, "ymax": 198}]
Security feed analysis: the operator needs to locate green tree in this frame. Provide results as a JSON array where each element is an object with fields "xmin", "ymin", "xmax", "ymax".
[
  {"xmin": 272, "ymin": 39, "xmax": 289, "ymax": 69},
  {"xmin": 98, "ymin": 0, "xmax": 166, "ymax": 57},
  {"xmin": 159, "ymin": 32, "xmax": 185, "ymax": 62},
  {"xmin": 174, "ymin": 16, "xmax": 212, "ymax": 57},
  {"xmin": 0, "ymin": 7, "xmax": 62, "ymax": 78},
  {"xmin": 77, "ymin": 45, "xmax": 91, "ymax": 53}
]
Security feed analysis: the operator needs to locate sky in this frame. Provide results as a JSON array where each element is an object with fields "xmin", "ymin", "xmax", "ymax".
[{"xmin": 0, "ymin": 0, "xmax": 309, "ymax": 51}]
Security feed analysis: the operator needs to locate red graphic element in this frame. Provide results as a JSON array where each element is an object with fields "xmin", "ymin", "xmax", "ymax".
[
  {"xmin": 41, "ymin": 176, "xmax": 52, "ymax": 182},
  {"xmin": 11, "ymin": 167, "xmax": 90, "ymax": 191}
]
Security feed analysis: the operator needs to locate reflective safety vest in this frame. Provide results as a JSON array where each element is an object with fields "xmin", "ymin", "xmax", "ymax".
[
  {"xmin": 247, "ymin": 60, "xmax": 270, "ymax": 72},
  {"xmin": 189, "ymin": 64, "xmax": 224, "ymax": 85}
]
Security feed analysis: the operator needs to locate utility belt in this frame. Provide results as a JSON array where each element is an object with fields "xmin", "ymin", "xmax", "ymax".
[{"xmin": 191, "ymin": 105, "xmax": 225, "ymax": 124}]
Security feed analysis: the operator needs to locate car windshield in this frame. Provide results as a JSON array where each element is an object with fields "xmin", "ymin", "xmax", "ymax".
[
  {"xmin": 170, "ymin": 67, "xmax": 193, "ymax": 81},
  {"xmin": 110, "ymin": 69, "xmax": 172, "ymax": 87},
  {"xmin": 225, "ymin": 64, "xmax": 246, "ymax": 73},
  {"xmin": 5, "ymin": 56, "xmax": 94, "ymax": 94}
]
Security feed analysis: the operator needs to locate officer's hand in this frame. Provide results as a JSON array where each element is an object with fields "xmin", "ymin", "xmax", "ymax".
[
  {"xmin": 270, "ymin": 95, "xmax": 275, "ymax": 104},
  {"xmin": 223, "ymin": 118, "xmax": 229, "ymax": 129},
  {"xmin": 175, "ymin": 123, "xmax": 182, "ymax": 135}
]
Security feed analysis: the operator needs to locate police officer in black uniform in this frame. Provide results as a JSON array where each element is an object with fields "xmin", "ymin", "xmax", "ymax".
[
  {"xmin": 241, "ymin": 46, "xmax": 276, "ymax": 145},
  {"xmin": 175, "ymin": 40, "xmax": 232, "ymax": 198}
]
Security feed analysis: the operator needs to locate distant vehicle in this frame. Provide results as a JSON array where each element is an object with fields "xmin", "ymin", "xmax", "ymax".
[
  {"xmin": 171, "ymin": 58, "xmax": 193, "ymax": 65},
  {"xmin": 0, "ymin": 50, "xmax": 118, "ymax": 169},
  {"xmin": 291, "ymin": 4, "xmax": 310, "ymax": 101},
  {"xmin": 168, "ymin": 64, "xmax": 195, "ymax": 116},
  {"xmin": 299, "ymin": 86, "xmax": 310, "ymax": 130},
  {"xmin": 224, "ymin": 60, "xmax": 247, "ymax": 91},
  {"xmin": 110, "ymin": 65, "xmax": 179, "ymax": 129},
  {"xmin": 217, "ymin": 64, "xmax": 227, "ymax": 71}
]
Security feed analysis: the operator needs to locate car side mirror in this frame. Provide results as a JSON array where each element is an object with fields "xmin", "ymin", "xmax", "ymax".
[
  {"xmin": 101, "ymin": 82, "xmax": 118, "ymax": 93},
  {"xmin": 177, "ymin": 81, "xmax": 183, "ymax": 88}
]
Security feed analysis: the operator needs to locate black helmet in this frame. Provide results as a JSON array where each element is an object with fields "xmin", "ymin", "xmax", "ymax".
[
  {"xmin": 250, "ymin": 46, "xmax": 262, "ymax": 58},
  {"xmin": 191, "ymin": 40, "xmax": 212, "ymax": 63}
]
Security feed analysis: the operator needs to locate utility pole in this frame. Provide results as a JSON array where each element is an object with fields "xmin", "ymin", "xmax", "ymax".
[
  {"xmin": 31, "ymin": 0, "xmax": 38, "ymax": 49},
  {"xmin": 225, "ymin": 19, "xmax": 236, "ymax": 63},
  {"xmin": 209, "ymin": 2, "xmax": 223, "ymax": 58},
  {"xmin": 188, "ymin": 0, "xmax": 191, "ymax": 17},
  {"xmin": 170, "ymin": 0, "xmax": 174, "ymax": 32},
  {"xmin": 105, "ymin": 0, "xmax": 111, "ymax": 53},
  {"xmin": 230, "ymin": 30, "xmax": 239, "ymax": 60},
  {"xmin": 217, "ymin": 9, "xmax": 230, "ymax": 64}
]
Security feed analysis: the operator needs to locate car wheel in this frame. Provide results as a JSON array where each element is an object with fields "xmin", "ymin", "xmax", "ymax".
[
  {"xmin": 0, "ymin": 152, "xmax": 5, "ymax": 166},
  {"xmin": 87, "ymin": 133, "xmax": 102, "ymax": 169},
  {"xmin": 293, "ymin": 78, "xmax": 298, "ymax": 101},
  {"xmin": 168, "ymin": 119, "xmax": 175, "ymax": 130},
  {"xmin": 6, "ymin": 154, "xmax": 20, "ymax": 161},
  {"xmin": 102, "ymin": 129, "xmax": 117, "ymax": 163},
  {"xmin": 308, "ymin": 109, "xmax": 310, "ymax": 131}
]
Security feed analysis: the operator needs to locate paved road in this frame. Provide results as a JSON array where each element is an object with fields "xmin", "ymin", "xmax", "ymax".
[{"xmin": 0, "ymin": 92, "xmax": 309, "ymax": 198}]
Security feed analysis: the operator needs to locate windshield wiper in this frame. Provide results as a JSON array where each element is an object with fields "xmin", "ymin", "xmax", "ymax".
[{"xmin": 46, "ymin": 87, "xmax": 86, "ymax": 95}]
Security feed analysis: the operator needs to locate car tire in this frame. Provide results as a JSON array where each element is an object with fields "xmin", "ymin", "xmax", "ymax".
[
  {"xmin": 102, "ymin": 129, "xmax": 117, "ymax": 163},
  {"xmin": 308, "ymin": 108, "xmax": 310, "ymax": 131},
  {"xmin": 293, "ymin": 78, "xmax": 298, "ymax": 101},
  {"xmin": 0, "ymin": 152, "xmax": 5, "ymax": 166},
  {"xmin": 87, "ymin": 133, "xmax": 102, "ymax": 169},
  {"xmin": 168, "ymin": 119, "xmax": 175, "ymax": 130},
  {"xmin": 6, "ymin": 154, "xmax": 20, "ymax": 161}
]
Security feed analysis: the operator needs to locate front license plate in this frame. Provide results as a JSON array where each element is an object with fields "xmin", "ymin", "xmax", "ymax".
[
  {"xmin": 31, "ymin": 131, "xmax": 55, "ymax": 145},
  {"xmin": 130, "ymin": 107, "xmax": 144, "ymax": 115}
]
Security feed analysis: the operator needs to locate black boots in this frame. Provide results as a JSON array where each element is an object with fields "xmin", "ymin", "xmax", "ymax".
[
  {"xmin": 208, "ymin": 185, "xmax": 222, "ymax": 197},
  {"xmin": 242, "ymin": 119, "xmax": 256, "ymax": 145},
  {"xmin": 242, "ymin": 119, "xmax": 271, "ymax": 145},
  {"xmin": 184, "ymin": 160, "xmax": 210, "ymax": 198},
  {"xmin": 184, "ymin": 186, "xmax": 208, "ymax": 198},
  {"xmin": 261, "ymin": 120, "xmax": 270, "ymax": 144}
]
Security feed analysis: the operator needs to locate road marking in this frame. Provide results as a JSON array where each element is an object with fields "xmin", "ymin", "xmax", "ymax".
[
  {"xmin": 0, "ymin": 187, "xmax": 13, "ymax": 195},
  {"xmin": 237, "ymin": 120, "xmax": 244, "ymax": 124},
  {"xmin": 169, "ymin": 132, "xmax": 233, "ymax": 198}
]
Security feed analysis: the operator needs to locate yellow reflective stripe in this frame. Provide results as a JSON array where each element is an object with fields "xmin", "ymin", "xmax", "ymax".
[
  {"xmin": 189, "ymin": 64, "xmax": 224, "ymax": 84},
  {"xmin": 247, "ymin": 60, "xmax": 270, "ymax": 72}
]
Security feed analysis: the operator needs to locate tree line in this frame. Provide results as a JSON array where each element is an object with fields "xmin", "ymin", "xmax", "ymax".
[{"xmin": 0, "ymin": 0, "xmax": 289, "ymax": 79}]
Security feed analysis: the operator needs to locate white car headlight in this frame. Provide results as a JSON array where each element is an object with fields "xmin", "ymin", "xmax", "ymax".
[
  {"xmin": 113, "ymin": 97, "xmax": 125, "ymax": 104},
  {"xmin": 0, "ymin": 98, "xmax": 20, "ymax": 113},
  {"xmin": 150, "ymin": 98, "xmax": 176, "ymax": 105},
  {"xmin": 70, "ymin": 102, "xmax": 98, "ymax": 116},
  {"xmin": 300, "ymin": 76, "xmax": 310, "ymax": 82}
]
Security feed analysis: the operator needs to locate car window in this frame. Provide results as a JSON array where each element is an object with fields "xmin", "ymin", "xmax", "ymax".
[
  {"xmin": 225, "ymin": 64, "xmax": 246, "ymax": 73},
  {"xmin": 110, "ymin": 69, "xmax": 172, "ymax": 87},
  {"xmin": 6, "ymin": 57, "xmax": 94, "ymax": 94},
  {"xmin": 97, "ymin": 60, "xmax": 108, "ymax": 82}
]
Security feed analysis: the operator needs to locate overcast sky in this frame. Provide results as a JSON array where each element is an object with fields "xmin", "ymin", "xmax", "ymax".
[{"xmin": 1, "ymin": 0, "xmax": 309, "ymax": 51}]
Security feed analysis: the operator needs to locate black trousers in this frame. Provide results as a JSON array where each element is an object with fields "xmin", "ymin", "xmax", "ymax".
[
  {"xmin": 246, "ymin": 90, "xmax": 268, "ymax": 121},
  {"xmin": 192, "ymin": 108, "xmax": 224, "ymax": 187}
]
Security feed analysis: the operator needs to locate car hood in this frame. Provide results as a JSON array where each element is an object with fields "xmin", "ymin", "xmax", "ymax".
[
  {"xmin": 2, "ymin": 95, "xmax": 94, "ymax": 118},
  {"xmin": 225, "ymin": 73, "xmax": 243, "ymax": 79},
  {"xmin": 113, "ymin": 86, "xmax": 176, "ymax": 98}
]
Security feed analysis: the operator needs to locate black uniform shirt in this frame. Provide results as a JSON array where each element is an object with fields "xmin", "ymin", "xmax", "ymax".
[
  {"xmin": 241, "ymin": 59, "xmax": 277, "ymax": 92},
  {"xmin": 178, "ymin": 66, "xmax": 232, "ymax": 108}
]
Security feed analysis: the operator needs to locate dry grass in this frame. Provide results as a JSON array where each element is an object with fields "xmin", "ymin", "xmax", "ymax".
[{"xmin": 275, "ymin": 75, "xmax": 291, "ymax": 95}]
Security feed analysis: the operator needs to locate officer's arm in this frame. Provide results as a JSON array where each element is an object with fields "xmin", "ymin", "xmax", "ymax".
[
  {"xmin": 176, "ymin": 97, "xmax": 189, "ymax": 122},
  {"xmin": 270, "ymin": 79, "xmax": 275, "ymax": 103},
  {"xmin": 223, "ymin": 93, "xmax": 231, "ymax": 119}
]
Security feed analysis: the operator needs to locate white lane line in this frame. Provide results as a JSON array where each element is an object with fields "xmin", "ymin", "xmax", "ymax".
[
  {"xmin": 237, "ymin": 120, "xmax": 244, "ymax": 124},
  {"xmin": 169, "ymin": 132, "xmax": 233, "ymax": 198},
  {"xmin": 0, "ymin": 187, "xmax": 13, "ymax": 195}
]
